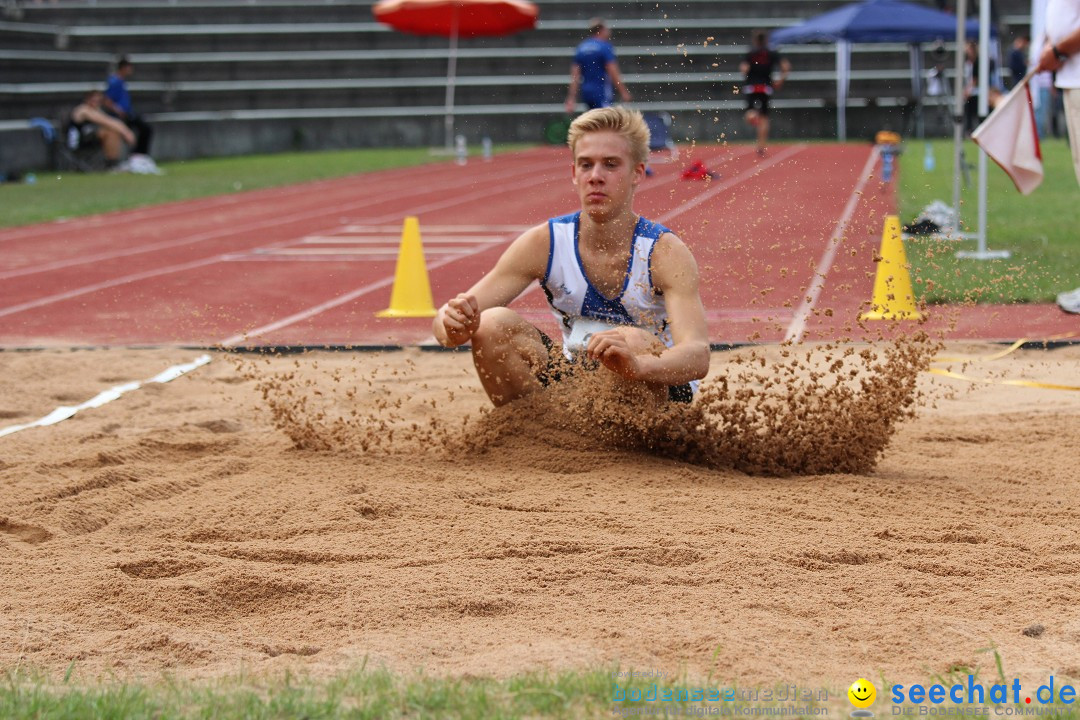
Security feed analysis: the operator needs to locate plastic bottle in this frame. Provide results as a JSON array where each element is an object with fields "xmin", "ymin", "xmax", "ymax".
[
  {"xmin": 482, "ymin": 136, "xmax": 493, "ymax": 161},
  {"xmin": 923, "ymin": 142, "xmax": 935, "ymax": 172},
  {"xmin": 24, "ymin": 173, "xmax": 36, "ymax": 185},
  {"xmin": 455, "ymin": 134, "xmax": 467, "ymax": 165}
]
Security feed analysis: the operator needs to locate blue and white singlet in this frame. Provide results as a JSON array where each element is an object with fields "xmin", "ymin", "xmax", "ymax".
[{"xmin": 541, "ymin": 211, "xmax": 676, "ymax": 360}]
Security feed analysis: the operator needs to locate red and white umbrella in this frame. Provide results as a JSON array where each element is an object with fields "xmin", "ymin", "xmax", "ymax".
[{"xmin": 373, "ymin": 0, "xmax": 539, "ymax": 148}]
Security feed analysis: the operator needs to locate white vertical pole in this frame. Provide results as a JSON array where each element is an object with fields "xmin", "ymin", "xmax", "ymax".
[
  {"xmin": 953, "ymin": 0, "xmax": 967, "ymax": 237},
  {"xmin": 444, "ymin": 5, "xmax": 459, "ymax": 152},
  {"xmin": 976, "ymin": 0, "xmax": 990, "ymax": 251},
  {"xmin": 837, "ymin": 40, "xmax": 850, "ymax": 141},
  {"xmin": 910, "ymin": 43, "xmax": 925, "ymax": 138},
  {"xmin": 958, "ymin": 0, "xmax": 1011, "ymax": 259}
]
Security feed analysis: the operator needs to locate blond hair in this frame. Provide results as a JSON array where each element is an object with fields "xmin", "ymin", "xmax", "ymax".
[{"xmin": 567, "ymin": 107, "xmax": 650, "ymax": 166}]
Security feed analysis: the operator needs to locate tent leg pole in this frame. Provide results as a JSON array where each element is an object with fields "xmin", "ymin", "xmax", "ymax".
[
  {"xmin": 952, "ymin": 0, "xmax": 966, "ymax": 239},
  {"xmin": 956, "ymin": 0, "xmax": 1010, "ymax": 259}
]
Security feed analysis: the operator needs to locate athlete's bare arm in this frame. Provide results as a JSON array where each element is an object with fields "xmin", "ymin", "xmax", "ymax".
[
  {"xmin": 776, "ymin": 58, "xmax": 792, "ymax": 90},
  {"xmin": 433, "ymin": 224, "xmax": 550, "ymax": 347},
  {"xmin": 605, "ymin": 61, "xmax": 632, "ymax": 102},
  {"xmin": 565, "ymin": 64, "xmax": 581, "ymax": 113},
  {"xmin": 72, "ymin": 104, "xmax": 135, "ymax": 145},
  {"xmin": 585, "ymin": 232, "xmax": 710, "ymax": 385}
]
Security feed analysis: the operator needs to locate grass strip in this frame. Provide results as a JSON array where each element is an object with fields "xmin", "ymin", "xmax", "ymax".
[{"xmin": 897, "ymin": 137, "xmax": 1079, "ymax": 304}]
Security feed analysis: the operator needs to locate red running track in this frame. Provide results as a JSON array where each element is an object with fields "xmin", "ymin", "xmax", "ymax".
[{"xmin": 0, "ymin": 145, "xmax": 1073, "ymax": 348}]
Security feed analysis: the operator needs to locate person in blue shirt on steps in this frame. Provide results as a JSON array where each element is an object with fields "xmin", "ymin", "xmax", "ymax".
[
  {"xmin": 104, "ymin": 56, "xmax": 153, "ymax": 156},
  {"xmin": 565, "ymin": 18, "xmax": 632, "ymax": 113}
]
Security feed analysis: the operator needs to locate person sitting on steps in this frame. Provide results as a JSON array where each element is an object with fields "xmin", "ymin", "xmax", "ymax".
[{"xmin": 68, "ymin": 89, "xmax": 135, "ymax": 169}]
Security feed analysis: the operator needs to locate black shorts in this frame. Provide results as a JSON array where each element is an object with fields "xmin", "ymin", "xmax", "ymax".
[
  {"xmin": 746, "ymin": 92, "xmax": 770, "ymax": 115},
  {"xmin": 537, "ymin": 330, "xmax": 693, "ymax": 404}
]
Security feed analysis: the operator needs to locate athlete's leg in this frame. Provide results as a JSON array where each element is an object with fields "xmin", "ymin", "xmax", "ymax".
[
  {"xmin": 470, "ymin": 307, "xmax": 551, "ymax": 407},
  {"xmin": 756, "ymin": 98, "xmax": 770, "ymax": 155}
]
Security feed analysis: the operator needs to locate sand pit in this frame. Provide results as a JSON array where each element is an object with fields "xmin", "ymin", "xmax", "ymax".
[{"xmin": 1, "ymin": 343, "xmax": 1079, "ymax": 690}]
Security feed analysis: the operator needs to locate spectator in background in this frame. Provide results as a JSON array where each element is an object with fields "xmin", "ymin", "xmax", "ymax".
[
  {"xmin": 68, "ymin": 89, "xmax": 135, "ymax": 168},
  {"xmin": 963, "ymin": 40, "xmax": 1003, "ymax": 133},
  {"xmin": 740, "ymin": 29, "xmax": 790, "ymax": 157},
  {"xmin": 565, "ymin": 18, "xmax": 632, "ymax": 113},
  {"xmin": 1033, "ymin": 0, "xmax": 1080, "ymax": 313},
  {"xmin": 1035, "ymin": 0, "xmax": 1080, "ymax": 184},
  {"xmin": 104, "ymin": 56, "xmax": 153, "ymax": 156},
  {"xmin": 1009, "ymin": 35, "xmax": 1030, "ymax": 88}
]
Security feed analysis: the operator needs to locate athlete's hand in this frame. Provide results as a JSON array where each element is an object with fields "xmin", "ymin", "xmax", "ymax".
[
  {"xmin": 586, "ymin": 329, "xmax": 642, "ymax": 380},
  {"xmin": 440, "ymin": 294, "xmax": 481, "ymax": 346}
]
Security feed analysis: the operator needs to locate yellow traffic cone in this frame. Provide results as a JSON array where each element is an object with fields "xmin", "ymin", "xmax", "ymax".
[
  {"xmin": 860, "ymin": 215, "xmax": 924, "ymax": 321},
  {"xmin": 376, "ymin": 216, "xmax": 437, "ymax": 318}
]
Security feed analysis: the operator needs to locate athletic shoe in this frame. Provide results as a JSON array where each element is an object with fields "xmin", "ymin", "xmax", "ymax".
[{"xmin": 1057, "ymin": 287, "xmax": 1080, "ymax": 314}]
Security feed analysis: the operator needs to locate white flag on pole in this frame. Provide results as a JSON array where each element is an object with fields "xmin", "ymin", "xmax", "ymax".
[{"xmin": 971, "ymin": 75, "xmax": 1044, "ymax": 195}]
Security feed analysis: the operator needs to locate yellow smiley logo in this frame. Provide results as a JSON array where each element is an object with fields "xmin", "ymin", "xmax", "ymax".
[{"xmin": 848, "ymin": 678, "xmax": 877, "ymax": 709}]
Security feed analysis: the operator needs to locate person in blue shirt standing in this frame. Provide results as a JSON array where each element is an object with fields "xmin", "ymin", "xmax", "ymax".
[
  {"xmin": 565, "ymin": 18, "xmax": 632, "ymax": 113},
  {"xmin": 104, "ymin": 56, "xmax": 153, "ymax": 156},
  {"xmin": 1009, "ymin": 35, "xmax": 1030, "ymax": 88}
]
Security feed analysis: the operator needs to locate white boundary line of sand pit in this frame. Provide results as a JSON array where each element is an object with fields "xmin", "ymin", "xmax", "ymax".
[
  {"xmin": 0, "ymin": 354, "xmax": 211, "ymax": 439},
  {"xmin": 783, "ymin": 145, "xmax": 881, "ymax": 345}
]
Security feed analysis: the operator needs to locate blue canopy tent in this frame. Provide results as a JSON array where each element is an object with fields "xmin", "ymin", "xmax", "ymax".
[{"xmin": 770, "ymin": 0, "xmax": 993, "ymax": 140}]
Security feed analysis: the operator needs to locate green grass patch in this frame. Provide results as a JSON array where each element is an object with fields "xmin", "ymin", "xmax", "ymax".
[
  {"xmin": 0, "ymin": 145, "xmax": 530, "ymax": 230},
  {"xmin": 6, "ymin": 659, "xmax": 1080, "ymax": 719},
  {"xmin": 898, "ymin": 138, "xmax": 1079, "ymax": 304},
  {"xmin": 1, "ymin": 664, "xmax": 836, "ymax": 720}
]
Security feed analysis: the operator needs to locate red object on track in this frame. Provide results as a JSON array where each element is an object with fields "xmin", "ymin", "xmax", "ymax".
[{"xmin": 681, "ymin": 159, "xmax": 718, "ymax": 180}]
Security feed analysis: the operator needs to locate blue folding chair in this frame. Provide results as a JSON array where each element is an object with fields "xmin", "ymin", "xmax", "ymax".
[{"xmin": 643, "ymin": 111, "xmax": 678, "ymax": 161}]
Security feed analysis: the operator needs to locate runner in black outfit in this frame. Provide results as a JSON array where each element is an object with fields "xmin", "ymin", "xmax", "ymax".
[{"xmin": 740, "ymin": 30, "xmax": 791, "ymax": 157}]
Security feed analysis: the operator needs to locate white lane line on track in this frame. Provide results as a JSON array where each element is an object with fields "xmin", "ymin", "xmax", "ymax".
[
  {"xmin": 229, "ymin": 147, "xmax": 792, "ymax": 346},
  {"xmin": 216, "ymin": 241, "xmax": 513, "ymax": 347},
  {"xmin": 0, "ymin": 157, "xmax": 558, "ymax": 280},
  {"xmin": 0, "ymin": 256, "xmax": 223, "ymax": 320},
  {"xmin": 221, "ymin": 254, "xmax": 401, "ymax": 262},
  {"xmin": 262, "ymin": 247, "xmax": 480, "ymax": 255},
  {"xmin": 0, "ymin": 152, "xmax": 561, "ymax": 244},
  {"xmin": 251, "ymin": 147, "xmax": 754, "ymax": 261},
  {"xmin": 783, "ymin": 146, "xmax": 880, "ymax": 345},
  {"xmin": 299, "ymin": 235, "xmax": 507, "ymax": 244},
  {"xmin": 341, "ymin": 224, "xmax": 533, "ymax": 233},
  {"xmin": 656, "ymin": 144, "xmax": 806, "ymax": 225},
  {"xmin": 0, "ymin": 166, "xmax": 566, "ymax": 318}
]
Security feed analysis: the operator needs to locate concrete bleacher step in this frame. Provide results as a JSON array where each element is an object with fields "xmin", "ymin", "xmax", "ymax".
[{"xmin": 0, "ymin": 0, "xmax": 1035, "ymax": 174}]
